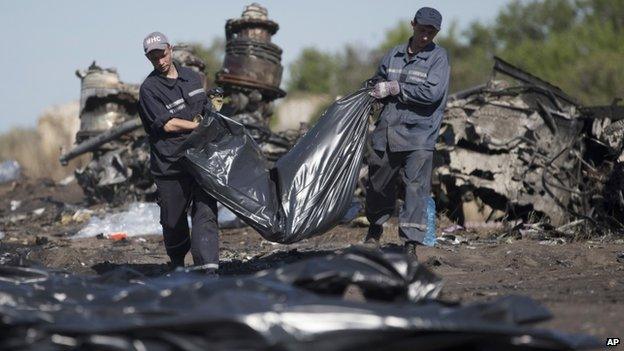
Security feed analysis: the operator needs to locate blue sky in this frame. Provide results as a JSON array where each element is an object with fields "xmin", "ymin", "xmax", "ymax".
[{"xmin": 0, "ymin": 0, "xmax": 510, "ymax": 133}]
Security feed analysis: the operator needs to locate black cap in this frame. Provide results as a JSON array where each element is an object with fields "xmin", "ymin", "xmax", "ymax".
[{"xmin": 414, "ymin": 7, "xmax": 442, "ymax": 30}]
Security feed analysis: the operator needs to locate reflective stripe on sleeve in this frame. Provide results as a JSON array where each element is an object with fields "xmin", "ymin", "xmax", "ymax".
[
  {"xmin": 165, "ymin": 98, "xmax": 184, "ymax": 110},
  {"xmin": 189, "ymin": 88, "xmax": 205, "ymax": 97}
]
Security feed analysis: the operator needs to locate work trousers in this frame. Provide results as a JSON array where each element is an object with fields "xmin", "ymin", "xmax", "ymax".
[
  {"xmin": 365, "ymin": 147, "xmax": 433, "ymax": 243},
  {"xmin": 153, "ymin": 174, "xmax": 219, "ymax": 268}
]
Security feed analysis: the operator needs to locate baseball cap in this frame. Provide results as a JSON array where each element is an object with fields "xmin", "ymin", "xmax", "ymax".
[
  {"xmin": 143, "ymin": 31, "xmax": 169, "ymax": 54},
  {"xmin": 414, "ymin": 7, "xmax": 442, "ymax": 30}
]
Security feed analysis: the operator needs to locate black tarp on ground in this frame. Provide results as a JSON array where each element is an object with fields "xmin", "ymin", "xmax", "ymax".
[
  {"xmin": 0, "ymin": 247, "xmax": 599, "ymax": 350},
  {"xmin": 181, "ymin": 89, "xmax": 372, "ymax": 243}
]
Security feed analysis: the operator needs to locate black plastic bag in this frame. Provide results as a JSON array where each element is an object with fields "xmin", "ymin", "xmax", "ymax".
[
  {"xmin": 182, "ymin": 89, "xmax": 373, "ymax": 243},
  {"xmin": 0, "ymin": 248, "xmax": 599, "ymax": 351}
]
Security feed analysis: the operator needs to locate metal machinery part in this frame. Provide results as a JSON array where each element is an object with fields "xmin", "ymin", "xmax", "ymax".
[
  {"xmin": 216, "ymin": 3, "xmax": 286, "ymax": 127},
  {"xmin": 69, "ymin": 62, "xmax": 151, "ymax": 204},
  {"xmin": 74, "ymin": 62, "xmax": 139, "ymax": 142}
]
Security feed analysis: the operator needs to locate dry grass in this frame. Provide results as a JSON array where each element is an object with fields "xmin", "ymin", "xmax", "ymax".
[{"xmin": 0, "ymin": 102, "xmax": 87, "ymax": 180}]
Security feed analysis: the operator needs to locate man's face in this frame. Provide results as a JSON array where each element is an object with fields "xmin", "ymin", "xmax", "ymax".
[
  {"xmin": 146, "ymin": 45, "xmax": 172, "ymax": 73},
  {"xmin": 411, "ymin": 22, "xmax": 439, "ymax": 47}
]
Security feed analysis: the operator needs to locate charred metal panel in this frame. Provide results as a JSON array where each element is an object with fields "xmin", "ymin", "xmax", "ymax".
[
  {"xmin": 74, "ymin": 62, "xmax": 139, "ymax": 142},
  {"xmin": 436, "ymin": 71, "xmax": 585, "ymax": 226}
]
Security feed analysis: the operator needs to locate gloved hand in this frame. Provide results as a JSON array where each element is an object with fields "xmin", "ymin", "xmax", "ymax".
[{"xmin": 370, "ymin": 80, "xmax": 400, "ymax": 99}]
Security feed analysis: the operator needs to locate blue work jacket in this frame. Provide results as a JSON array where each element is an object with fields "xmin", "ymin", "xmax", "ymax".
[{"xmin": 370, "ymin": 41, "xmax": 450, "ymax": 152}]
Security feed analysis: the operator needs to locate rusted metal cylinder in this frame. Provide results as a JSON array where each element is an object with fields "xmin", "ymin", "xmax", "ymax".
[
  {"xmin": 216, "ymin": 3, "xmax": 286, "ymax": 99},
  {"xmin": 74, "ymin": 62, "xmax": 139, "ymax": 142}
]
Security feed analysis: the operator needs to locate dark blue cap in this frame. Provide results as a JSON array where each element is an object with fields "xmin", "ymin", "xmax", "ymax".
[{"xmin": 414, "ymin": 7, "xmax": 442, "ymax": 30}]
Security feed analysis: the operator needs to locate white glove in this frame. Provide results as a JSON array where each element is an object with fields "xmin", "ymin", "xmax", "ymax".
[{"xmin": 370, "ymin": 80, "xmax": 400, "ymax": 99}]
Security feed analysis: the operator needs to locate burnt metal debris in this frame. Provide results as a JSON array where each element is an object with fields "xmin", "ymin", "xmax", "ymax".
[
  {"xmin": 62, "ymin": 62, "xmax": 153, "ymax": 205},
  {"xmin": 216, "ymin": 3, "xmax": 298, "ymax": 160},
  {"xmin": 0, "ymin": 248, "xmax": 599, "ymax": 350},
  {"xmin": 217, "ymin": 2, "xmax": 286, "ymax": 127},
  {"xmin": 582, "ymin": 98, "xmax": 624, "ymax": 226},
  {"xmin": 436, "ymin": 57, "xmax": 585, "ymax": 226},
  {"xmin": 435, "ymin": 56, "xmax": 624, "ymax": 230},
  {"xmin": 73, "ymin": 62, "xmax": 140, "ymax": 142}
]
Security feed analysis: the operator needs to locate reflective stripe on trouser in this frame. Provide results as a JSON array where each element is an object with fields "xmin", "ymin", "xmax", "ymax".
[
  {"xmin": 154, "ymin": 173, "xmax": 219, "ymax": 266},
  {"xmin": 365, "ymin": 148, "xmax": 433, "ymax": 243}
]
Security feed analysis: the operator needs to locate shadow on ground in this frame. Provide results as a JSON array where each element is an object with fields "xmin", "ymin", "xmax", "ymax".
[{"xmin": 90, "ymin": 248, "xmax": 337, "ymax": 278}]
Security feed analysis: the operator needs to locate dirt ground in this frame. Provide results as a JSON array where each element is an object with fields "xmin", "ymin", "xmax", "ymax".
[{"xmin": 1, "ymin": 178, "xmax": 622, "ymax": 342}]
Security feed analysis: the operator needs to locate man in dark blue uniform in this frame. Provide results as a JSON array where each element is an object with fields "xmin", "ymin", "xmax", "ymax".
[
  {"xmin": 364, "ymin": 8, "xmax": 450, "ymax": 258},
  {"xmin": 138, "ymin": 31, "xmax": 218, "ymax": 271}
]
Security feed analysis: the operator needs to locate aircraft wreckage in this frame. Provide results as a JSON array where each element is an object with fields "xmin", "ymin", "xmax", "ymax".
[
  {"xmin": 60, "ymin": 5, "xmax": 624, "ymax": 230},
  {"xmin": 435, "ymin": 57, "xmax": 624, "ymax": 229}
]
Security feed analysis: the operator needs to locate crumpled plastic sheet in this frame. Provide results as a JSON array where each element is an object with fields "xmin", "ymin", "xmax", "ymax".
[
  {"xmin": 182, "ymin": 89, "xmax": 373, "ymax": 243},
  {"xmin": 0, "ymin": 247, "xmax": 598, "ymax": 350},
  {"xmin": 74, "ymin": 202, "xmax": 161, "ymax": 238},
  {"xmin": 74, "ymin": 202, "xmax": 246, "ymax": 238},
  {"xmin": 0, "ymin": 159, "xmax": 21, "ymax": 184}
]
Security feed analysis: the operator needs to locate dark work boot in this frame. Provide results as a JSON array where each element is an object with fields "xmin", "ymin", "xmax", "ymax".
[
  {"xmin": 404, "ymin": 241, "xmax": 418, "ymax": 260},
  {"xmin": 363, "ymin": 224, "xmax": 383, "ymax": 248}
]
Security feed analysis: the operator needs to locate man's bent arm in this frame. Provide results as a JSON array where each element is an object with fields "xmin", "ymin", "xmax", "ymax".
[{"xmin": 163, "ymin": 118, "xmax": 199, "ymax": 133}]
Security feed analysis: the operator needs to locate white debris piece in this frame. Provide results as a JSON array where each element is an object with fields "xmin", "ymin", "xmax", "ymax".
[
  {"xmin": 10, "ymin": 200, "xmax": 21, "ymax": 211},
  {"xmin": 74, "ymin": 202, "xmax": 162, "ymax": 238},
  {"xmin": 75, "ymin": 202, "xmax": 247, "ymax": 239},
  {"xmin": 0, "ymin": 160, "xmax": 21, "ymax": 184},
  {"xmin": 58, "ymin": 175, "xmax": 76, "ymax": 186}
]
